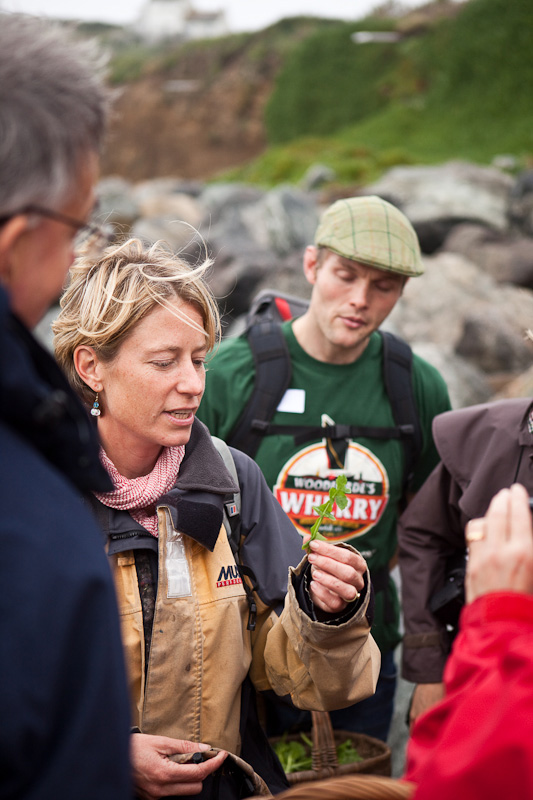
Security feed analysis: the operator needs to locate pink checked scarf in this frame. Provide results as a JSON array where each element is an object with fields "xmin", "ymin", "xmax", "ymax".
[{"xmin": 95, "ymin": 445, "xmax": 185, "ymax": 537}]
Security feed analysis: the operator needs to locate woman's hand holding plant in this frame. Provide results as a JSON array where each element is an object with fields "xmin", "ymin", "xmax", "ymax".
[{"xmin": 303, "ymin": 476, "xmax": 367, "ymax": 614}]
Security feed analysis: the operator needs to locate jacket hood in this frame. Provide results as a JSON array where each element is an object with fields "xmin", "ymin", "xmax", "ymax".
[{"xmin": 0, "ymin": 286, "xmax": 111, "ymax": 494}]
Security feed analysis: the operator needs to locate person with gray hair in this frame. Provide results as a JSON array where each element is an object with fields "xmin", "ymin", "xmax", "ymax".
[
  {"xmin": 0, "ymin": 13, "xmax": 112, "ymax": 325},
  {"xmin": 0, "ymin": 14, "xmax": 131, "ymax": 799}
]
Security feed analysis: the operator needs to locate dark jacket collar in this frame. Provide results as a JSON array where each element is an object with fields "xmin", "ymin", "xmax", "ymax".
[
  {"xmin": 178, "ymin": 417, "xmax": 239, "ymax": 493},
  {"xmin": 0, "ymin": 286, "xmax": 111, "ymax": 493},
  {"xmin": 91, "ymin": 418, "xmax": 239, "ymax": 554}
]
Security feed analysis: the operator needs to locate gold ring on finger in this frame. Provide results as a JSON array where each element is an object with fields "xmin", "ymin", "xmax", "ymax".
[{"xmin": 466, "ymin": 520, "xmax": 485, "ymax": 544}]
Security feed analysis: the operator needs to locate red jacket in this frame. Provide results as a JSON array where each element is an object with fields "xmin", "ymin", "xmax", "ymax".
[{"xmin": 405, "ymin": 592, "xmax": 533, "ymax": 798}]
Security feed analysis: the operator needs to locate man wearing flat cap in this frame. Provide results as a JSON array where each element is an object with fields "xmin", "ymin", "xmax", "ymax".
[{"xmin": 198, "ymin": 195, "xmax": 451, "ymax": 743}]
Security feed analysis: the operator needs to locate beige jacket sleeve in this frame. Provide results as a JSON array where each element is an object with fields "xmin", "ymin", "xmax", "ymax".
[{"xmin": 248, "ymin": 554, "xmax": 380, "ymax": 711}]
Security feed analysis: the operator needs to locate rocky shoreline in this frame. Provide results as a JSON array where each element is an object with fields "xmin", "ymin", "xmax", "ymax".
[{"xmin": 37, "ymin": 159, "xmax": 533, "ymax": 411}]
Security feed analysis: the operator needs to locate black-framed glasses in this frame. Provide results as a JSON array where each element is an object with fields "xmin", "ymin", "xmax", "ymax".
[{"xmin": 0, "ymin": 204, "xmax": 114, "ymax": 252}]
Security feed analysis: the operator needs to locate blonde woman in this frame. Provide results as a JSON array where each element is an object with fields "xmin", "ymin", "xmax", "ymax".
[{"xmin": 54, "ymin": 238, "xmax": 380, "ymax": 800}]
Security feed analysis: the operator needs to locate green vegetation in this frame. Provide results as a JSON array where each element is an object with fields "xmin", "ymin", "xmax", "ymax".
[
  {"xmin": 104, "ymin": 16, "xmax": 334, "ymax": 86},
  {"xmin": 272, "ymin": 732, "xmax": 363, "ymax": 773},
  {"xmin": 273, "ymin": 735, "xmax": 312, "ymax": 774},
  {"xmin": 265, "ymin": 20, "xmax": 404, "ymax": 144},
  {"xmin": 221, "ymin": 136, "xmax": 414, "ymax": 187},
  {"xmin": 229, "ymin": 0, "xmax": 533, "ymax": 186},
  {"xmin": 337, "ymin": 739, "xmax": 364, "ymax": 765},
  {"xmin": 303, "ymin": 475, "xmax": 348, "ymax": 552},
  {"xmin": 108, "ymin": 43, "xmax": 162, "ymax": 84},
  {"xmin": 89, "ymin": 0, "xmax": 532, "ymax": 185}
]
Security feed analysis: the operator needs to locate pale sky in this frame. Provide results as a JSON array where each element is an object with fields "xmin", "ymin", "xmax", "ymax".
[{"xmin": 0, "ymin": 0, "xmax": 423, "ymax": 31}]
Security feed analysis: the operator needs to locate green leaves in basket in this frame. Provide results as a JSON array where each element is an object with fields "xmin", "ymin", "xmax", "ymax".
[
  {"xmin": 272, "ymin": 731, "xmax": 363, "ymax": 774},
  {"xmin": 336, "ymin": 738, "xmax": 363, "ymax": 765},
  {"xmin": 272, "ymin": 736, "xmax": 312, "ymax": 774},
  {"xmin": 299, "ymin": 732, "xmax": 313, "ymax": 749},
  {"xmin": 302, "ymin": 475, "xmax": 349, "ymax": 552}
]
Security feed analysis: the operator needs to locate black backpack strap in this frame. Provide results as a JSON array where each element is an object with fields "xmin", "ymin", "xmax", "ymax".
[
  {"xmin": 211, "ymin": 436, "xmax": 257, "ymax": 631},
  {"xmin": 211, "ymin": 435, "xmax": 241, "ymax": 545},
  {"xmin": 380, "ymin": 331, "xmax": 423, "ymax": 495},
  {"xmin": 226, "ymin": 320, "xmax": 292, "ymax": 459},
  {"xmin": 257, "ymin": 422, "xmax": 416, "ymax": 445}
]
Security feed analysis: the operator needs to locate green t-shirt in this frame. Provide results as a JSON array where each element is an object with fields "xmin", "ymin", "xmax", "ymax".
[{"xmin": 198, "ymin": 323, "xmax": 451, "ymax": 652}]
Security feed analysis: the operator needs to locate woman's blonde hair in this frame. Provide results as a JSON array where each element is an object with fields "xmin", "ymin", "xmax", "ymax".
[{"xmin": 53, "ymin": 237, "xmax": 220, "ymax": 405}]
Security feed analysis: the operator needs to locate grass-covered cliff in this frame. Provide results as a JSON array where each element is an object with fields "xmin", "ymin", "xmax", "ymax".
[{"xmin": 96, "ymin": 0, "xmax": 533, "ymax": 185}]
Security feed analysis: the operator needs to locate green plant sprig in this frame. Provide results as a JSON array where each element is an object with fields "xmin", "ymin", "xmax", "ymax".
[{"xmin": 302, "ymin": 474, "xmax": 348, "ymax": 551}]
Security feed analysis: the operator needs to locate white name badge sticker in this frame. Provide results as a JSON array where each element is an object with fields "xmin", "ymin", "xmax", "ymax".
[{"xmin": 277, "ymin": 388, "xmax": 306, "ymax": 414}]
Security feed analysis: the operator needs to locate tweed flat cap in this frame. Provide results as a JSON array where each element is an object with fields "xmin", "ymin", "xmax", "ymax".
[{"xmin": 314, "ymin": 195, "xmax": 424, "ymax": 277}]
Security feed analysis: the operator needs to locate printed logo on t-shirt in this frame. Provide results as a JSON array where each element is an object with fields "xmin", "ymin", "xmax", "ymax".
[{"xmin": 273, "ymin": 440, "xmax": 390, "ymax": 542}]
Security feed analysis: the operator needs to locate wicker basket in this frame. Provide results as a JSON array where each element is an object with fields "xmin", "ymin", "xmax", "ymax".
[{"xmin": 270, "ymin": 710, "xmax": 391, "ymax": 786}]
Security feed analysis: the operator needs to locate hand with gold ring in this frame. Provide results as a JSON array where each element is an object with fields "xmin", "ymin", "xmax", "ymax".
[
  {"xmin": 466, "ymin": 484, "xmax": 533, "ymax": 603},
  {"xmin": 465, "ymin": 518, "xmax": 485, "ymax": 544}
]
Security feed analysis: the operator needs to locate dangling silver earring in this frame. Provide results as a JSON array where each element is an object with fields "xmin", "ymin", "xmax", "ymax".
[{"xmin": 91, "ymin": 392, "xmax": 101, "ymax": 417}]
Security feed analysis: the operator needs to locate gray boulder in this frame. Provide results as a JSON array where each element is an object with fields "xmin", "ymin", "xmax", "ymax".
[
  {"xmin": 131, "ymin": 216, "xmax": 205, "ymax": 254},
  {"xmin": 386, "ymin": 251, "xmax": 533, "ymax": 375},
  {"xmin": 366, "ymin": 161, "xmax": 514, "ymax": 231},
  {"xmin": 508, "ymin": 169, "xmax": 533, "ymax": 236},
  {"xmin": 132, "ymin": 177, "xmax": 203, "ymax": 203},
  {"xmin": 442, "ymin": 223, "xmax": 533, "ymax": 289},
  {"xmin": 207, "ymin": 250, "xmax": 279, "ymax": 328},
  {"xmin": 246, "ymin": 186, "xmax": 319, "ymax": 256},
  {"xmin": 455, "ymin": 309, "xmax": 533, "ymax": 373},
  {"xmin": 198, "ymin": 184, "xmax": 268, "ymax": 260},
  {"xmin": 96, "ymin": 176, "xmax": 139, "ymax": 230},
  {"xmin": 300, "ymin": 163, "xmax": 337, "ymax": 192},
  {"xmin": 134, "ymin": 192, "xmax": 204, "ymax": 229},
  {"xmin": 200, "ymin": 184, "xmax": 318, "ymax": 257},
  {"xmin": 410, "ymin": 342, "xmax": 493, "ymax": 409},
  {"xmin": 199, "ymin": 183, "xmax": 266, "ymax": 222}
]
